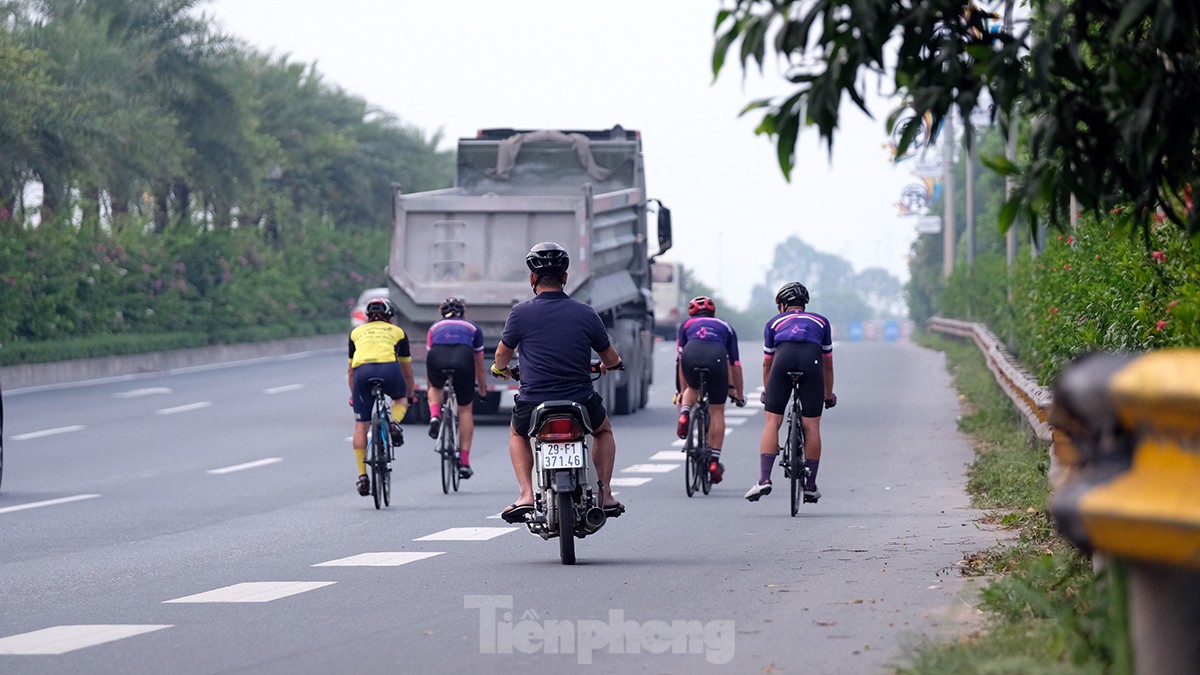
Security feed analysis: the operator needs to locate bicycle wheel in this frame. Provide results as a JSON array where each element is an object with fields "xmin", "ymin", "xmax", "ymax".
[
  {"xmin": 557, "ymin": 490, "xmax": 576, "ymax": 565},
  {"xmin": 448, "ymin": 406, "xmax": 461, "ymax": 492},
  {"xmin": 687, "ymin": 411, "xmax": 705, "ymax": 496},
  {"xmin": 699, "ymin": 411, "xmax": 713, "ymax": 495},
  {"xmin": 439, "ymin": 427, "xmax": 452, "ymax": 495},
  {"xmin": 369, "ymin": 425, "xmax": 383, "ymax": 510},
  {"xmin": 683, "ymin": 431, "xmax": 697, "ymax": 498},
  {"xmin": 787, "ymin": 410, "xmax": 803, "ymax": 517},
  {"xmin": 381, "ymin": 433, "xmax": 392, "ymax": 508}
]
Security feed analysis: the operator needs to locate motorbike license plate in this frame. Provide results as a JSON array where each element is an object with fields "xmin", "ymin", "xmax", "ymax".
[{"xmin": 540, "ymin": 441, "xmax": 584, "ymax": 469}]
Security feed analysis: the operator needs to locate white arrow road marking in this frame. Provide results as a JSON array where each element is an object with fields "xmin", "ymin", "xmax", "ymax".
[
  {"xmin": 156, "ymin": 402, "xmax": 211, "ymax": 415},
  {"xmin": 264, "ymin": 384, "xmax": 304, "ymax": 395},
  {"xmin": 0, "ymin": 494, "xmax": 100, "ymax": 515},
  {"xmin": 314, "ymin": 552, "xmax": 445, "ymax": 567},
  {"xmin": 621, "ymin": 464, "xmax": 679, "ymax": 474},
  {"xmin": 0, "ymin": 625, "xmax": 172, "ymax": 655},
  {"xmin": 12, "ymin": 426, "xmax": 85, "ymax": 441},
  {"xmin": 207, "ymin": 458, "xmax": 283, "ymax": 475},
  {"xmin": 164, "ymin": 582, "xmax": 335, "ymax": 603},
  {"xmin": 414, "ymin": 527, "xmax": 518, "ymax": 541}
]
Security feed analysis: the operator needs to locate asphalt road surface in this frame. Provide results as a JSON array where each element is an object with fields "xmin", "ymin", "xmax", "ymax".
[{"xmin": 0, "ymin": 339, "xmax": 998, "ymax": 674}]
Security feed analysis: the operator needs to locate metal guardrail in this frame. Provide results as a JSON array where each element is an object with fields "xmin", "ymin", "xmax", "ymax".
[{"xmin": 926, "ymin": 316, "xmax": 1053, "ymax": 445}]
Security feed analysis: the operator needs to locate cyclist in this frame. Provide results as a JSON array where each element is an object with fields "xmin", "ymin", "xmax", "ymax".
[
  {"xmin": 348, "ymin": 297, "xmax": 415, "ymax": 497},
  {"xmin": 425, "ymin": 296, "xmax": 488, "ymax": 479},
  {"xmin": 745, "ymin": 282, "xmax": 837, "ymax": 503},
  {"xmin": 491, "ymin": 241, "xmax": 625, "ymax": 523},
  {"xmin": 675, "ymin": 295, "xmax": 745, "ymax": 484}
]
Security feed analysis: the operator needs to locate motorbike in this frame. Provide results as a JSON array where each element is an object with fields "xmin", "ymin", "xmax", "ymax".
[{"xmin": 496, "ymin": 360, "xmax": 621, "ymax": 565}]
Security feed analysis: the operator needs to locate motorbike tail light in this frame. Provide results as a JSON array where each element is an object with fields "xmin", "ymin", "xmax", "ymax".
[{"xmin": 538, "ymin": 417, "xmax": 583, "ymax": 441}]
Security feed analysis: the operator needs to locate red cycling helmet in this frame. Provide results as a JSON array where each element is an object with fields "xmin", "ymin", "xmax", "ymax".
[{"xmin": 687, "ymin": 295, "xmax": 716, "ymax": 317}]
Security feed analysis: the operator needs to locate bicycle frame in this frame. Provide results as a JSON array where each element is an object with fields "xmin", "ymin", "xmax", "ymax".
[{"xmin": 368, "ymin": 381, "xmax": 395, "ymax": 509}]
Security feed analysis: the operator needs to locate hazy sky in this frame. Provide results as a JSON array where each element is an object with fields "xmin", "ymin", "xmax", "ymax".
[{"xmin": 205, "ymin": 0, "xmax": 917, "ymax": 310}]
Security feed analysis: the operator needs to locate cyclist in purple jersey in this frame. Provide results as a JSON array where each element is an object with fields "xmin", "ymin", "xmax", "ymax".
[
  {"xmin": 491, "ymin": 242, "xmax": 625, "ymax": 524},
  {"xmin": 425, "ymin": 296, "xmax": 488, "ymax": 478},
  {"xmin": 745, "ymin": 282, "xmax": 838, "ymax": 504},
  {"xmin": 675, "ymin": 295, "xmax": 746, "ymax": 484}
]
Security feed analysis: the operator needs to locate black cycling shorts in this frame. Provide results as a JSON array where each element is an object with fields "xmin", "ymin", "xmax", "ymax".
[
  {"xmin": 427, "ymin": 344, "xmax": 476, "ymax": 406},
  {"xmin": 680, "ymin": 341, "xmax": 730, "ymax": 404},
  {"xmin": 763, "ymin": 341, "xmax": 825, "ymax": 418},
  {"xmin": 511, "ymin": 391, "xmax": 607, "ymax": 438}
]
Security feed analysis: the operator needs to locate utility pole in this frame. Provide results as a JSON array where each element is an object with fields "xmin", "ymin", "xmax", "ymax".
[{"xmin": 942, "ymin": 110, "xmax": 956, "ymax": 279}]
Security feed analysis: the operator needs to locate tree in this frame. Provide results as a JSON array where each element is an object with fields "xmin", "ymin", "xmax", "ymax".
[{"xmin": 713, "ymin": 0, "xmax": 1200, "ymax": 237}]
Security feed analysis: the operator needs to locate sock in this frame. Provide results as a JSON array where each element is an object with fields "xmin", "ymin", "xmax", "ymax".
[
  {"xmin": 759, "ymin": 454, "xmax": 774, "ymax": 484},
  {"xmin": 354, "ymin": 447, "xmax": 367, "ymax": 476},
  {"xmin": 804, "ymin": 459, "xmax": 820, "ymax": 490},
  {"xmin": 678, "ymin": 404, "xmax": 691, "ymax": 417},
  {"xmin": 460, "ymin": 448, "xmax": 471, "ymax": 465},
  {"xmin": 430, "ymin": 403, "xmax": 442, "ymax": 419},
  {"xmin": 392, "ymin": 402, "xmax": 407, "ymax": 421},
  {"xmin": 710, "ymin": 447, "xmax": 721, "ymax": 462}
]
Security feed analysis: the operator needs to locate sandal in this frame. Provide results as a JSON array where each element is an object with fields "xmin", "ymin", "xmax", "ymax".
[
  {"xmin": 602, "ymin": 502, "xmax": 626, "ymax": 518},
  {"xmin": 500, "ymin": 503, "xmax": 534, "ymax": 523}
]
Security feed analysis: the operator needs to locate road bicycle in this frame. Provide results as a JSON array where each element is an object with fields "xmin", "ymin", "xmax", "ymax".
[
  {"xmin": 682, "ymin": 367, "xmax": 714, "ymax": 497},
  {"xmin": 366, "ymin": 378, "xmax": 396, "ymax": 510},
  {"xmin": 434, "ymin": 368, "xmax": 461, "ymax": 494},
  {"xmin": 780, "ymin": 371, "xmax": 811, "ymax": 517}
]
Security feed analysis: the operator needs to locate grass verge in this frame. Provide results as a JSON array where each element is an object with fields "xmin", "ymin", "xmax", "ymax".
[{"xmin": 896, "ymin": 334, "xmax": 1131, "ymax": 675}]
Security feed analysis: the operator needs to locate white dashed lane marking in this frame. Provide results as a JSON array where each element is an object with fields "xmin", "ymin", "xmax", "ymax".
[
  {"xmin": 156, "ymin": 402, "xmax": 212, "ymax": 415},
  {"xmin": 113, "ymin": 387, "xmax": 173, "ymax": 398},
  {"xmin": 263, "ymin": 384, "xmax": 304, "ymax": 395},
  {"xmin": 621, "ymin": 464, "xmax": 679, "ymax": 474},
  {"xmin": 723, "ymin": 417, "xmax": 749, "ymax": 426},
  {"xmin": 163, "ymin": 582, "xmax": 336, "ymax": 603},
  {"xmin": 725, "ymin": 407, "xmax": 760, "ymax": 417},
  {"xmin": 414, "ymin": 527, "xmax": 518, "ymax": 542},
  {"xmin": 609, "ymin": 477, "xmax": 653, "ymax": 487},
  {"xmin": 12, "ymin": 425, "xmax": 85, "ymax": 441},
  {"xmin": 0, "ymin": 494, "xmax": 101, "ymax": 515},
  {"xmin": 313, "ymin": 552, "xmax": 444, "ymax": 567},
  {"xmin": 648, "ymin": 450, "xmax": 685, "ymax": 462},
  {"xmin": 207, "ymin": 458, "xmax": 283, "ymax": 475},
  {"xmin": 0, "ymin": 625, "xmax": 172, "ymax": 655}
]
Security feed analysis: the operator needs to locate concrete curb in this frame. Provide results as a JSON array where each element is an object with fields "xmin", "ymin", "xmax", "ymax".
[{"xmin": 1, "ymin": 334, "xmax": 344, "ymax": 391}]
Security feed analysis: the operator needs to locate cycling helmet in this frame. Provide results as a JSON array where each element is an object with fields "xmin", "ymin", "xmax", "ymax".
[
  {"xmin": 775, "ymin": 282, "xmax": 810, "ymax": 308},
  {"xmin": 687, "ymin": 295, "xmax": 716, "ymax": 317},
  {"xmin": 439, "ymin": 296, "xmax": 465, "ymax": 319},
  {"xmin": 526, "ymin": 241, "xmax": 570, "ymax": 274},
  {"xmin": 364, "ymin": 297, "xmax": 396, "ymax": 322}
]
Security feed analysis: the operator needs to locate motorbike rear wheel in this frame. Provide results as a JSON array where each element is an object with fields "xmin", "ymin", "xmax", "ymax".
[{"xmin": 557, "ymin": 491, "xmax": 576, "ymax": 565}]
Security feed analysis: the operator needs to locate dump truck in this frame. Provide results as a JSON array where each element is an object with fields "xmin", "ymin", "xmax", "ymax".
[{"xmin": 387, "ymin": 126, "xmax": 672, "ymax": 421}]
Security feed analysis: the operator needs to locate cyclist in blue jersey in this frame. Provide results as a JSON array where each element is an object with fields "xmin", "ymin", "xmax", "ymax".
[
  {"xmin": 675, "ymin": 295, "xmax": 746, "ymax": 484},
  {"xmin": 745, "ymin": 282, "xmax": 837, "ymax": 503},
  {"xmin": 491, "ymin": 242, "xmax": 625, "ymax": 524},
  {"xmin": 425, "ymin": 296, "xmax": 489, "ymax": 479}
]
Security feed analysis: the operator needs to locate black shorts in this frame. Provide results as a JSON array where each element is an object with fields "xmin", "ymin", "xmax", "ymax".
[
  {"xmin": 511, "ymin": 392, "xmax": 607, "ymax": 438},
  {"xmin": 427, "ymin": 344, "xmax": 476, "ymax": 406},
  {"xmin": 680, "ymin": 341, "xmax": 730, "ymax": 404},
  {"xmin": 763, "ymin": 341, "xmax": 825, "ymax": 418}
]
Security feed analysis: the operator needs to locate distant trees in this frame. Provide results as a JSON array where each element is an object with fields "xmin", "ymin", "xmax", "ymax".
[{"xmin": 0, "ymin": 0, "xmax": 452, "ymax": 236}]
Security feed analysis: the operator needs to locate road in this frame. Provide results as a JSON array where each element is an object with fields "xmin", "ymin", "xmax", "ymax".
[{"xmin": 0, "ymin": 340, "xmax": 997, "ymax": 674}]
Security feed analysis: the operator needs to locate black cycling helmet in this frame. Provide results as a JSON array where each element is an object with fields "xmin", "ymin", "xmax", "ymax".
[
  {"xmin": 775, "ymin": 282, "xmax": 809, "ymax": 308},
  {"xmin": 439, "ymin": 296, "xmax": 465, "ymax": 319},
  {"xmin": 526, "ymin": 241, "xmax": 570, "ymax": 275},
  {"xmin": 365, "ymin": 297, "xmax": 396, "ymax": 322}
]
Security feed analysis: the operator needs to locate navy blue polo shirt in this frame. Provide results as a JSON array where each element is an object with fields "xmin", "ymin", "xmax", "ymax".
[{"xmin": 500, "ymin": 291, "xmax": 611, "ymax": 402}]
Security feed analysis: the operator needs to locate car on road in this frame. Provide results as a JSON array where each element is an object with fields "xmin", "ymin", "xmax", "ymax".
[{"xmin": 350, "ymin": 287, "xmax": 390, "ymax": 328}]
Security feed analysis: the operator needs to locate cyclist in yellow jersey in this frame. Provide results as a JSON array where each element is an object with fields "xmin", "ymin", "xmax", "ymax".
[{"xmin": 348, "ymin": 297, "xmax": 415, "ymax": 496}]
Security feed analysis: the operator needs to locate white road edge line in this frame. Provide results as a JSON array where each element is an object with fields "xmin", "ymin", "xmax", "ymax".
[
  {"xmin": 207, "ymin": 458, "xmax": 283, "ymax": 475},
  {"xmin": 12, "ymin": 425, "xmax": 86, "ymax": 441},
  {"xmin": 0, "ymin": 494, "xmax": 101, "ymax": 515},
  {"xmin": 156, "ymin": 402, "xmax": 212, "ymax": 415}
]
